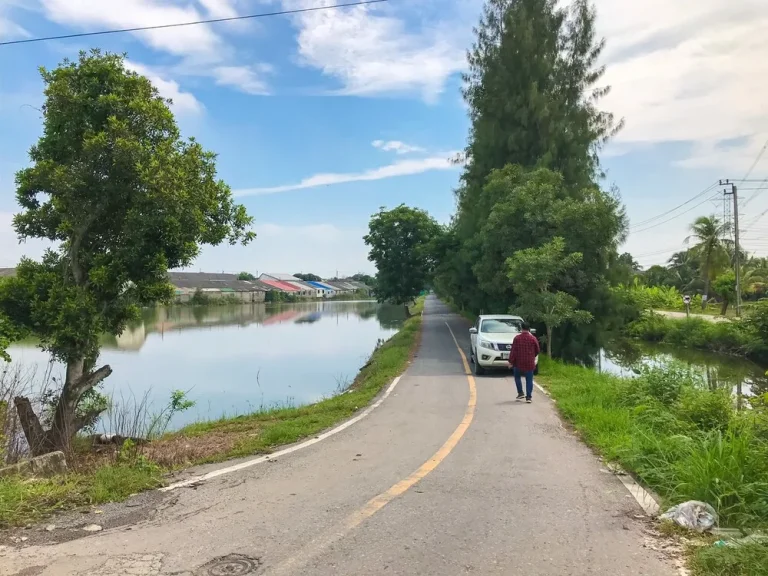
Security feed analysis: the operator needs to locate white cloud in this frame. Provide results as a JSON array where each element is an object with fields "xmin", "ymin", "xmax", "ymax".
[
  {"xmin": 124, "ymin": 61, "xmax": 203, "ymax": 115},
  {"xmin": 36, "ymin": 0, "xmax": 271, "ymax": 96},
  {"xmin": 178, "ymin": 222, "xmax": 373, "ymax": 278},
  {"xmin": 595, "ymin": 0, "xmax": 768, "ymax": 169},
  {"xmin": 234, "ymin": 153, "xmax": 460, "ymax": 196},
  {"xmin": 212, "ymin": 65, "xmax": 272, "ymax": 95},
  {"xmin": 285, "ymin": 0, "xmax": 466, "ymax": 100},
  {"xmin": 372, "ymin": 140, "xmax": 425, "ymax": 155},
  {"xmin": 40, "ymin": 0, "xmax": 224, "ymax": 60}
]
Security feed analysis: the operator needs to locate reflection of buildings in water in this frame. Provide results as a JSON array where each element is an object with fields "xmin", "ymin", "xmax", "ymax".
[{"xmin": 103, "ymin": 301, "xmax": 397, "ymax": 351}]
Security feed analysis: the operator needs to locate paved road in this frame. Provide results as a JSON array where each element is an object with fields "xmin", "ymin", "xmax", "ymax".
[
  {"xmin": 655, "ymin": 309, "xmax": 730, "ymax": 322},
  {"xmin": 1, "ymin": 297, "xmax": 675, "ymax": 575}
]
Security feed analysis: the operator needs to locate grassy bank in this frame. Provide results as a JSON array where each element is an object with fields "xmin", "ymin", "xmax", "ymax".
[
  {"xmin": 537, "ymin": 357, "xmax": 768, "ymax": 575},
  {"xmin": 0, "ymin": 298, "xmax": 424, "ymax": 528},
  {"xmin": 627, "ymin": 312, "xmax": 768, "ymax": 363}
]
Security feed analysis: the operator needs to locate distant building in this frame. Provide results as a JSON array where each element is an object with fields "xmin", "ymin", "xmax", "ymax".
[{"xmin": 168, "ymin": 272, "xmax": 268, "ymax": 303}]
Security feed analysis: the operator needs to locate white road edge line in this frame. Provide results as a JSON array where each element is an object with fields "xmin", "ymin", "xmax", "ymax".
[
  {"xmin": 533, "ymin": 379, "xmax": 661, "ymax": 517},
  {"xmin": 160, "ymin": 375, "xmax": 404, "ymax": 492}
]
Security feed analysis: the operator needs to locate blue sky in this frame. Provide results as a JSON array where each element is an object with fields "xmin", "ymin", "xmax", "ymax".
[{"xmin": 1, "ymin": 0, "xmax": 767, "ymax": 277}]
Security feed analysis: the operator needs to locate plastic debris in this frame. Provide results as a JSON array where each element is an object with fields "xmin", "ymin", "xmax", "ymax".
[{"xmin": 660, "ymin": 501, "xmax": 718, "ymax": 532}]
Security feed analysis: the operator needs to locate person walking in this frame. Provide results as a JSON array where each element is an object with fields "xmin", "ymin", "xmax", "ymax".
[{"xmin": 508, "ymin": 322, "xmax": 540, "ymax": 403}]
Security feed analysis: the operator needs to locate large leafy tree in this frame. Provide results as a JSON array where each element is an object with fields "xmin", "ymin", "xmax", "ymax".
[
  {"xmin": 685, "ymin": 215, "xmax": 730, "ymax": 308},
  {"xmin": 0, "ymin": 51, "xmax": 254, "ymax": 455},
  {"xmin": 363, "ymin": 205, "xmax": 441, "ymax": 314},
  {"xmin": 507, "ymin": 237, "xmax": 593, "ymax": 356}
]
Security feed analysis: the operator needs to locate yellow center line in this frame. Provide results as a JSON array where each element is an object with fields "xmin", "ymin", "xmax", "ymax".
[{"xmin": 267, "ymin": 321, "xmax": 477, "ymax": 575}]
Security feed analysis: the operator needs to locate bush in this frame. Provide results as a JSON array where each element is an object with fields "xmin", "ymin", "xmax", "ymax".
[{"xmin": 626, "ymin": 312, "xmax": 763, "ymax": 361}]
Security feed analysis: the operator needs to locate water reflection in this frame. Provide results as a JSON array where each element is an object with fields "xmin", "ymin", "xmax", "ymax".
[
  {"xmin": 5, "ymin": 301, "xmax": 406, "ymax": 429},
  {"xmin": 598, "ymin": 339, "xmax": 768, "ymax": 403}
]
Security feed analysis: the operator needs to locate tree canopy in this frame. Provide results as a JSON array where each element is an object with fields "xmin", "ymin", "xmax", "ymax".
[
  {"xmin": 433, "ymin": 0, "xmax": 625, "ymax": 359},
  {"xmin": 364, "ymin": 205, "xmax": 441, "ymax": 310},
  {"xmin": 294, "ymin": 273, "xmax": 322, "ymax": 282},
  {"xmin": 0, "ymin": 50, "xmax": 254, "ymax": 454},
  {"xmin": 506, "ymin": 237, "xmax": 593, "ymax": 356}
]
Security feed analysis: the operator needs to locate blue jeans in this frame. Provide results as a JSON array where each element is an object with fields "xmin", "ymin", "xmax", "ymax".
[{"xmin": 514, "ymin": 368, "xmax": 534, "ymax": 399}]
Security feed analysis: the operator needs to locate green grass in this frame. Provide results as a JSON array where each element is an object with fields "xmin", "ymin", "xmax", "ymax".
[
  {"xmin": 0, "ymin": 462, "xmax": 162, "ymax": 528},
  {"xmin": 0, "ymin": 298, "xmax": 425, "ymax": 528},
  {"xmin": 536, "ymin": 357, "xmax": 768, "ymax": 575},
  {"xmin": 689, "ymin": 542, "xmax": 768, "ymax": 576}
]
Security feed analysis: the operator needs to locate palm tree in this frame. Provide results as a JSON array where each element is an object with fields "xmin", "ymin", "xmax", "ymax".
[
  {"xmin": 685, "ymin": 216, "xmax": 730, "ymax": 309},
  {"xmin": 667, "ymin": 250, "xmax": 702, "ymax": 293}
]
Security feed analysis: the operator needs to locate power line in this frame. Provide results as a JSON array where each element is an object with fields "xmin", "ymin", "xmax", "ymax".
[
  {"xmin": 628, "ymin": 181, "xmax": 718, "ymax": 230},
  {"xmin": 630, "ymin": 191, "xmax": 721, "ymax": 234},
  {"xmin": 0, "ymin": 0, "xmax": 388, "ymax": 46},
  {"xmin": 739, "ymin": 137, "xmax": 768, "ymax": 207}
]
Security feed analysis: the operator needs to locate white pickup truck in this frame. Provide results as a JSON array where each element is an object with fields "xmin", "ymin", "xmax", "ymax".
[{"xmin": 469, "ymin": 314, "xmax": 538, "ymax": 376}]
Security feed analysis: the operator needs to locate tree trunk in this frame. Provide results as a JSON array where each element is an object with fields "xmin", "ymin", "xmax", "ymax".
[
  {"xmin": 721, "ymin": 299, "xmax": 729, "ymax": 316},
  {"xmin": 14, "ymin": 362, "xmax": 112, "ymax": 456},
  {"xmin": 546, "ymin": 326, "xmax": 553, "ymax": 357},
  {"xmin": 702, "ymin": 257, "xmax": 711, "ymax": 310}
]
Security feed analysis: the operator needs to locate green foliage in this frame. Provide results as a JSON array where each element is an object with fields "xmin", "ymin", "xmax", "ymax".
[
  {"xmin": 265, "ymin": 290, "xmax": 299, "ymax": 303},
  {"xmin": 364, "ymin": 205, "xmax": 441, "ymax": 306},
  {"xmin": 0, "ymin": 50, "xmax": 253, "ymax": 453},
  {"xmin": 538, "ymin": 360, "xmax": 768, "ymax": 530},
  {"xmin": 506, "ymin": 237, "xmax": 593, "ymax": 354},
  {"xmin": 690, "ymin": 541, "xmax": 768, "ymax": 576},
  {"xmin": 434, "ymin": 0, "xmax": 626, "ymax": 360},
  {"xmin": 237, "ymin": 272, "xmax": 256, "ymax": 281},
  {"xmin": 627, "ymin": 313, "xmax": 768, "ymax": 363},
  {"xmin": 613, "ymin": 282, "xmax": 702, "ymax": 312},
  {"xmin": 294, "ymin": 272, "xmax": 321, "ymax": 282},
  {"xmin": 0, "ymin": 50, "xmax": 254, "ymax": 368}
]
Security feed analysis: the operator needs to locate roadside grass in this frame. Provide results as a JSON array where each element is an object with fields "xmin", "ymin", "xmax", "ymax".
[
  {"xmin": 0, "ymin": 463, "xmax": 162, "ymax": 528},
  {"xmin": 0, "ymin": 298, "xmax": 424, "ymax": 528},
  {"xmin": 689, "ymin": 541, "xmax": 768, "ymax": 576},
  {"xmin": 536, "ymin": 357, "xmax": 768, "ymax": 575}
]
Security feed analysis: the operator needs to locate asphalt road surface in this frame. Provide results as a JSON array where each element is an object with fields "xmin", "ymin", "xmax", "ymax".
[{"xmin": 1, "ymin": 297, "xmax": 675, "ymax": 576}]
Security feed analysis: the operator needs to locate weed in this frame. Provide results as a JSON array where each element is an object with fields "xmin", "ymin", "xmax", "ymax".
[{"xmin": 689, "ymin": 542, "xmax": 768, "ymax": 576}]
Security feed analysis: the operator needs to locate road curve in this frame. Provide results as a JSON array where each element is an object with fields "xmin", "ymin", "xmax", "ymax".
[{"xmin": 1, "ymin": 297, "xmax": 675, "ymax": 576}]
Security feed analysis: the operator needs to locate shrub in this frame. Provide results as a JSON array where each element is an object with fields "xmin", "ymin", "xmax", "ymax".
[{"xmin": 676, "ymin": 387, "xmax": 733, "ymax": 431}]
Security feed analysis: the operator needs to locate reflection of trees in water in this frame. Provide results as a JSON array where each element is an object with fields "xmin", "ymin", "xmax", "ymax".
[
  {"xmin": 601, "ymin": 339, "xmax": 768, "ymax": 397},
  {"xmin": 376, "ymin": 304, "xmax": 407, "ymax": 330},
  {"xmin": 96, "ymin": 302, "xmax": 405, "ymax": 350}
]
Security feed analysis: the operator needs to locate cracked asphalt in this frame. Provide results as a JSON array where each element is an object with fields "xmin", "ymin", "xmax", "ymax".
[{"xmin": 0, "ymin": 297, "xmax": 676, "ymax": 575}]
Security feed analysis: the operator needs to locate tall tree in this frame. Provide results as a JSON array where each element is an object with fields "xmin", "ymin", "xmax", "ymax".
[
  {"xmin": 363, "ymin": 205, "xmax": 441, "ymax": 315},
  {"xmin": 434, "ymin": 0, "xmax": 625, "ymax": 359},
  {"xmin": 506, "ymin": 237, "xmax": 593, "ymax": 356},
  {"xmin": 294, "ymin": 273, "xmax": 321, "ymax": 282},
  {"xmin": 0, "ymin": 51, "xmax": 254, "ymax": 455},
  {"xmin": 685, "ymin": 215, "xmax": 730, "ymax": 308}
]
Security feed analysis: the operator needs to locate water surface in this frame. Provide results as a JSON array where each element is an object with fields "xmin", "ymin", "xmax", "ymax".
[
  {"xmin": 5, "ymin": 301, "xmax": 406, "ymax": 429},
  {"xmin": 598, "ymin": 340, "xmax": 768, "ymax": 403}
]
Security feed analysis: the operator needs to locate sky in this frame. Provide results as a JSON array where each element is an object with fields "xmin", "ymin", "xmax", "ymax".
[{"xmin": 0, "ymin": 0, "xmax": 767, "ymax": 278}]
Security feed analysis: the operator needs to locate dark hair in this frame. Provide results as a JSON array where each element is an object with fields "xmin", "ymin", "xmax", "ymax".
[{"xmin": 521, "ymin": 321, "xmax": 531, "ymax": 331}]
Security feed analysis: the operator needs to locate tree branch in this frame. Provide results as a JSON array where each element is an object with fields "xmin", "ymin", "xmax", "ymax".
[
  {"xmin": 71, "ymin": 365, "xmax": 113, "ymax": 399},
  {"xmin": 13, "ymin": 396, "xmax": 53, "ymax": 456}
]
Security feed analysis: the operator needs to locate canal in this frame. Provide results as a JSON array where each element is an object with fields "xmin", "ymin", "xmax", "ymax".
[
  {"xmin": 4, "ymin": 300, "xmax": 407, "ymax": 429},
  {"xmin": 599, "ymin": 339, "xmax": 768, "ymax": 402}
]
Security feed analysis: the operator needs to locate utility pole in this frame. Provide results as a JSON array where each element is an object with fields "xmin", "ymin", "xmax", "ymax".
[{"xmin": 720, "ymin": 180, "xmax": 741, "ymax": 316}]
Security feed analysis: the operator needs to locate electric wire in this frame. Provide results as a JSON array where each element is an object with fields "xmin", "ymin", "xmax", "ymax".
[{"xmin": 0, "ymin": 0, "xmax": 389, "ymax": 46}]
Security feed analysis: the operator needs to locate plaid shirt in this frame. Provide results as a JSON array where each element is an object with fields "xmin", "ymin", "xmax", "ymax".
[{"xmin": 509, "ymin": 331, "xmax": 540, "ymax": 372}]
